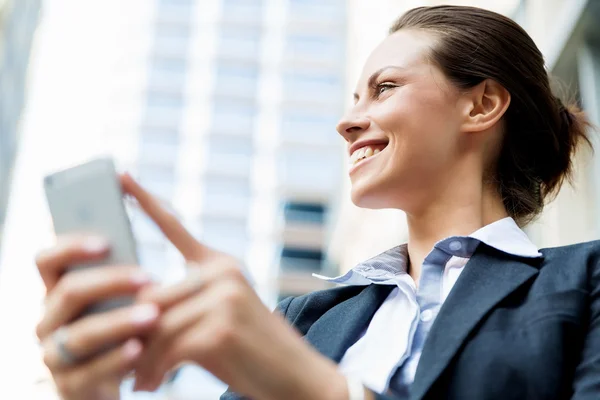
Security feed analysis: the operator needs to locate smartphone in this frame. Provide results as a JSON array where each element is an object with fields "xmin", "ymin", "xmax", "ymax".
[{"xmin": 44, "ymin": 157, "xmax": 139, "ymax": 315}]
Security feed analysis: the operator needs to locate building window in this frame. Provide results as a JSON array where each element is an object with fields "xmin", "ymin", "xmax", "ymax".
[
  {"xmin": 138, "ymin": 140, "xmax": 179, "ymax": 166},
  {"xmin": 159, "ymin": 0, "xmax": 194, "ymax": 6},
  {"xmin": 204, "ymin": 133, "xmax": 254, "ymax": 177},
  {"xmin": 217, "ymin": 28, "xmax": 261, "ymax": 60},
  {"xmin": 211, "ymin": 100, "xmax": 257, "ymax": 134},
  {"xmin": 153, "ymin": 21, "xmax": 192, "ymax": 58},
  {"xmin": 279, "ymin": 247, "xmax": 323, "ymax": 273},
  {"xmin": 146, "ymin": 89, "xmax": 185, "ymax": 110},
  {"xmin": 148, "ymin": 54, "xmax": 188, "ymax": 88},
  {"xmin": 283, "ymin": 201, "xmax": 326, "ymax": 224},
  {"xmin": 288, "ymin": 0, "xmax": 345, "ymax": 23},
  {"xmin": 138, "ymin": 126, "xmax": 180, "ymax": 165},
  {"xmin": 282, "ymin": 71, "xmax": 342, "ymax": 103},
  {"xmin": 131, "ymin": 210, "xmax": 166, "ymax": 247},
  {"xmin": 206, "ymin": 133, "xmax": 254, "ymax": 156},
  {"xmin": 136, "ymin": 243, "xmax": 169, "ymax": 280},
  {"xmin": 202, "ymin": 174, "xmax": 252, "ymax": 216},
  {"xmin": 281, "ymin": 111, "xmax": 338, "ymax": 145},
  {"xmin": 285, "ymin": 34, "xmax": 343, "ymax": 62},
  {"xmin": 137, "ymin": 162, "xmax": 176, "ymax": 199},
  {"xmin": 149, "ymin": 55, "xmax": 188, "ymax": 75},
  {"xmin": 277, "ymin": 147, "xmax": 340, "ymax": 192},
  {"xmin": 221, "ymin": 0, "xmax": 263, "ymax": 23},
  {"xmin": 155, "ymin": 21, "xmax": 192, "ymax": 42},
  {"xmin": 201, "ymin": 216, "xmax": 248, "ymax": 259},
  {"xmin": 214, "ymin": 63, "xmax": 259, "ymax": 98},
  {"xmin": 140, "ymin": 126, "xmax": 180, "ymax": 146}
]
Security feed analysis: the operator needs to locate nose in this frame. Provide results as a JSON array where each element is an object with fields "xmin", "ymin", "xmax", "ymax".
[{"xmin": 336, "ymin": 112, "xmax": 371, "ymax": 141}]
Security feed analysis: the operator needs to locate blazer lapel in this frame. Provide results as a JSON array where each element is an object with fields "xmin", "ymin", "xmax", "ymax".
[
  {"xmin": 411, "ymin": 244, "xmax": 541, "ymax": 400},
  {"xmin": 304, "ymin": 283, "xmax": 394, "ymax": 363}
]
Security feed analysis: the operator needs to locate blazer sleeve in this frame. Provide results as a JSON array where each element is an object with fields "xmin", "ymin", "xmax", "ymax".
[
  {"xmin": 219, "ymin": 296, "xmax": 295, "ymax": 400},
  {"xmin": 571, "ymin": 256, "xmax": 600, "ymax": 399}
]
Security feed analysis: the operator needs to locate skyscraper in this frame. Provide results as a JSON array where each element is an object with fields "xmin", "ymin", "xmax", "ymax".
[
  {"xmin": 132, "ymin": 0, "xmax": 346, "ymax": 305},
  {"xmin": 0, "ymin": 0, "xmax": 40, "ymax": 253},
  {"xmin": 0, "ymin": 0, "xmax": 347, "ymax": 397}
]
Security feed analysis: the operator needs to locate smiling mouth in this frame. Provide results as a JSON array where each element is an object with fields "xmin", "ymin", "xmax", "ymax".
[{"xmin": 349, "ymin": 143, "xmax": 388, "ymax": 166}]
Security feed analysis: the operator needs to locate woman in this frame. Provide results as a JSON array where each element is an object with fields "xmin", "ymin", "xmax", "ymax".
[{"xmin": 35, "ymin": 5, "xmax": 599, "ymax": 400}]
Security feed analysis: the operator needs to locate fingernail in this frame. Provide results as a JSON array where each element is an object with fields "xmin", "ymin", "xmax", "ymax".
[
  {"xmin": 123, "ymin": 339, "xmax": 142, "ymax": 360},
  {"xmin": 131, "ymin": 304, "xmax": 159, "ymax": 325},
  {"xmin": 82, "ymin": 237, "xmax": 109, "ymax": 253}
]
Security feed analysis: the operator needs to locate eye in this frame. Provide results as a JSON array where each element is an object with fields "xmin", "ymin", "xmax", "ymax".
[{"xmin": 376, "ymin": 83, "xmax": 396, "ymax": 97}]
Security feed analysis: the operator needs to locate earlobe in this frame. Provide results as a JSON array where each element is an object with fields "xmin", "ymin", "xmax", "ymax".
[{"xmin": 462, "ymin": 79, "xmax": 511, "ymax": 133}]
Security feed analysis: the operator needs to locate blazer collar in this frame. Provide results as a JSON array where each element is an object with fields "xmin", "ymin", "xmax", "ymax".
[
  {"xmin": 411, "ymin": 243, "xmax": 541, "ymax": 400},
  {"xmin": 303, "ymin": 283, "xmax": 394, "ymax": 363},
  {"xmin": 302, "ymin": 244, "xmax": 542, "ymax": 400}
]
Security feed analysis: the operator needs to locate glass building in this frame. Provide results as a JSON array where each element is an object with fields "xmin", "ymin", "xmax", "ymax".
[{"xmin": 131, "ymin": 0, "xmax": 345, "ymax": 304}]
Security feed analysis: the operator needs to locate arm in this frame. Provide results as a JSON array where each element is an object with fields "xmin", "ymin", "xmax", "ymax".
[
  {"xmin": 219, "ymin": 297, "xmax": 399, "ymax": 400},
  {"xmin": 571, "ymin": 257, "xmax": 600, "ymax": 399},
  {"xmin": 219, "ymin": 297, "xmax": 295, "ymax": 400}
]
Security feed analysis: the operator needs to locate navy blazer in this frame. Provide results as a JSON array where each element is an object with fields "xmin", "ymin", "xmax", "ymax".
[{"xmin": 222, "ymin": 241, "xmax": 600, "ymax": 400}]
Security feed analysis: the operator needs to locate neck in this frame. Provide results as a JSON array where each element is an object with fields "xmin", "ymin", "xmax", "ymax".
[{"xmin": 405, "ymin": 181, "xmax": 508, "ymax": 284}]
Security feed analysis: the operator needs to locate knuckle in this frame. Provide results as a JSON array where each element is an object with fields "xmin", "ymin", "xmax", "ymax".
[
  {"xmin": 42, "ymin": 346, "xmax": 52, "ymax": 368},
  {"xmin": 34, "ymin": 250, "xmax": 50, "ymax": 269},
  {"xmin": 36, "ymin": 323, "xmax": 46, "ymax": 341},
  {"xmin": 54, "ymin": 375, "xmax": 74, "ymax": 396},
  {"xmin": 220, "ymin": 283, "xmax": 244, "ymax": 305},
  {"xmin": 229, "ymin": 267, "xmax": 245, "ymax": 282},
  {"xmin": 57, "ymin": 278, "xmax": 80, "ymax": 304},
  {"xmin": 211, "ymin": 323, "xmax": 237, "ymax": 351},
  {"xmin": 163, "ymin": 348, "xmax": 180, "ymax": 370}
]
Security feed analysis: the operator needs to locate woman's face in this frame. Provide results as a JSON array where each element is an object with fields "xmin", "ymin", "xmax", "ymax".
[{"xmin": 337, "ymin": 29, "xmax": 467, "ymax": 211}]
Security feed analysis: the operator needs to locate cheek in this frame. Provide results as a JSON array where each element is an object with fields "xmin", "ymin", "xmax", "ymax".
[{"xmin": 374, "ymin": 89, "xmax": 459, "ymax": 183}]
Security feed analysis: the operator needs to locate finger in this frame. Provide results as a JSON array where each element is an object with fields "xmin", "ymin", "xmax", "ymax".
[
  {"xmin": 55, "ymin": 338, "xmax": 143, "ymax": 397},
  {"xmin": 137, "ymin": 263, "xmax": 243, "ymax": 309},
  {"xmin": 135, "ymin": 284, "xmax": 223, "ymax": 384},
  {"xmin": 37, "ymin": 266, "xmax": 151, "ymax": 340},
  {"xmin": 120, "ymin": 173, "xmax": 207, "ymax": 261},
  {"xmin": 137, "ymin": 268, "xmax": 213, "ymax": 309},
  {"xmin": 36, "ymin": 234, "xmax": 110, "ymax": 292},
  {"xmin": 42, "ymin": 303, "xmax": 159, "ymax": 371}
]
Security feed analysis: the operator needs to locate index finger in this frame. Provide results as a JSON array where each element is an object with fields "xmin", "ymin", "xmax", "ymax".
[{"xmin": 120, "ymin": 173, "xmax": 208, "ymax": 261}]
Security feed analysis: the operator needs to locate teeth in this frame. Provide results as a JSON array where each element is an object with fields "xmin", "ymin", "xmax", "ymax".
[
  {"xmin": 356, "ymin": 148, "xmax": 366, "ymax": 160},
  {"xmin": 350, "ymin": 145, "xmax": 384, "ymax": 165}
]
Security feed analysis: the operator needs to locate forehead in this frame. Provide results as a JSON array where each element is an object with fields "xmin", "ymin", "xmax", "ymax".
[{"xmin": 358, "ymin": 29, "xmax": 437, "ymax": 84}]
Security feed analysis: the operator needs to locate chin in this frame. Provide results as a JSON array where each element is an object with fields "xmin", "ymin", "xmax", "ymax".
[{"xmin": 350, "ymin": 184, "xmax": 390, "ymax": 209}]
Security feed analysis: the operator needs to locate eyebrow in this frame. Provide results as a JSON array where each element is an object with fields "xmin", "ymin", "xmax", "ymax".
[{"xmin": 353, "ymin": 65, "xmax": 406, "ymax": 102}]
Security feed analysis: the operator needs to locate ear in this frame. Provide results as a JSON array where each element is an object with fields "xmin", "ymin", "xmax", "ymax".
[{"xmin": 460, "ymin": 79, "xmax": 511, "ymax": 133}]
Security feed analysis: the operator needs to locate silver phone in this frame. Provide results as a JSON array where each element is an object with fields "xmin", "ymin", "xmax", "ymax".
[{"xmin": 44, "ymin": 157, "xmax": 139, "ymax": 315}]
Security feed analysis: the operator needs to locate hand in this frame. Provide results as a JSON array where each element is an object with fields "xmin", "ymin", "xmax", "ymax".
[
  {"xmin": 120, "ymin": 174, "xmax": 349, "ymax": 400},
  {"xmin": 35, "ymin": 234, "xmax": 160, "ymax": 400}
]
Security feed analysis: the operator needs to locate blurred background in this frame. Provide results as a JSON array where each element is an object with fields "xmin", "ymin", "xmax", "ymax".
[{"xmin": 0, "ymin": 0, "xmax": 598, "ymax": 398}]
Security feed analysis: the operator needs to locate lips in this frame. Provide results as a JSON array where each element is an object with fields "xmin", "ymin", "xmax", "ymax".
[{"xmin": 348, "ymin": 139, "xmax": 389, "ymax": 157}]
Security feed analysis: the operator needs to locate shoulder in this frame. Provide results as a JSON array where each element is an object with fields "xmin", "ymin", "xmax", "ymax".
[
  {"xmin": 275, "ymin": 285, "xmax": 367, "ymax": 335},
  {"xmin": 540, "ymin": 239, "xmax": 600, "ymax": 265},
  {"xmin": 537, "ymin": 239, "xmax": 600, "ymax": 288}
]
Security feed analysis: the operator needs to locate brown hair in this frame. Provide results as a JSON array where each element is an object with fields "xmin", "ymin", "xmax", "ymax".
[{"xmin": 390, "ymin": 6, "xmax": 593, "ymax": 225}]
